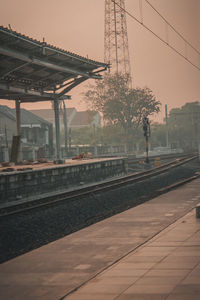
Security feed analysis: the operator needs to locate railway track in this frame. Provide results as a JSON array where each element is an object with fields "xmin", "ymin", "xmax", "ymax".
[
  {"xmin": 126, "ymin": 152, "xmax": 194, "ymax": 169},
  {"xmin": 0, "ymin": 154, "xmax": 198, "ymax": 218}
]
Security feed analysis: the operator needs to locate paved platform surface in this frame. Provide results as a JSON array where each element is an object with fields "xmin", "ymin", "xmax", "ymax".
[
  {"xmin": 66, "ymin": 205, "xmax": 200, "ymax": 300},
  {"xmin": 0, "ymin": 157, "xmax": 115, "ymax": 172},
  {"xmin": 0, "ymin": 178, "xmax": 199, "ymax": 300}
]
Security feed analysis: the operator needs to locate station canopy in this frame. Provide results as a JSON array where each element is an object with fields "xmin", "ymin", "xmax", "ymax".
[{"xmin": 0, "ymin": 26, "xmax": 108, "ymax": 103}]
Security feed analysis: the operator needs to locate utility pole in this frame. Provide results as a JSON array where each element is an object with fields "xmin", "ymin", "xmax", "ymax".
[
  {"xmin": 142, "ymin": 116, "xmax": 150, "ymax": 163},
  {"xmin": 104, "ymin": 0, "xmax": 132, "ymax": 84}
]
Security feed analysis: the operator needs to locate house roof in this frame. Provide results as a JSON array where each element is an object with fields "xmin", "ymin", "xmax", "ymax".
[
  {"xmin": 0, "ymin": 104, "xmax": 51, "ymax": 125},
  {"xmin": 70, "ymin": 111, "xmax": 99, "ymax": 126},
  {"xmin": 0, "ymin": 26, "xmax": 108, "ymax": 102},
  {"xmin": 17, "ymin": 109, "xmax": 52, "ymax": 126},
  {"xmin": 30, "ymin": 107, "xmax": 76, "ymax": 121},
  {"xmin": 0, "ymin": 105, "xmax": 16, "ymax": 121},
  {"xmin": 30, "ymin": 109, "xmax": 56, "ymax": 121}
]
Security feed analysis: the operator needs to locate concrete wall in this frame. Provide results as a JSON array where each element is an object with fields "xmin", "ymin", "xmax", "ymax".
[{"xmin": 0, "ymin": 158, "xmax": 127, "ymax": 203}]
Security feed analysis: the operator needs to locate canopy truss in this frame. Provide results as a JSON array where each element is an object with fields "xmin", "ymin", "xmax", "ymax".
[{"xmin": 0, "ymin": 26, "xmax": 108, "ymax": 102}]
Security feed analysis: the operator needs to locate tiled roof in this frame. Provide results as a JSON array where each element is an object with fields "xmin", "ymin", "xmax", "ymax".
[
  {"xmin": 0, "ymin": 105, "xmax": 51, "ymax": 125},
  {"xmin": 0, "ymin": 105, "xmax": 16, "ymax": 121},
  {"xmin": 9, "ymin": 108, "xmax": 52, "ymax": 125},
  {"xmin": 1, "ymin": 104, "xmax": 99, "ymax": 127},
  {"xmin": 70, "ymin": 111, "xmax": 98, "ymax": 126},
  {"xmin": 30, "ymin": 109, "xmax": 56, "ymax": 120},
  {"xmin": 0, "ymin": 26, "xmax": 107, "ymax": 67},
  {"xmin": 19, "ymin": 109, "xmax": 52, "ymax": 125},
  {"xmin": 30, "ymin": 108, "xmax": 76, "ymax": 121}
]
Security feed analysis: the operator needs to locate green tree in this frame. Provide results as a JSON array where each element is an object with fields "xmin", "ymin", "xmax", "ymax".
[{"xmin": 84, "ymin": 73, "xmax": 161, "ymax": 151}]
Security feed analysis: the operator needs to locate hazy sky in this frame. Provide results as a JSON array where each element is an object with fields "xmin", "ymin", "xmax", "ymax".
[{"xmin": 0, "ymin": 0, "xmax": 200, "ymax": 122}]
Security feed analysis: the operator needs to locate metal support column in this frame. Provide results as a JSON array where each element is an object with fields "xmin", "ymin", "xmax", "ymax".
[
  {"xmin": 53, "ymin": 99, "xmax": 62, "ymax": 163},
  {"xmin": 15, "ymin": 99, "xmax": 22, "ymax": 162},
  {"xmin": 165, "ymin": 104, "xmax": 169, "ymax": 148},
  {"xmin": 63, "ymin": 101, "xmax": 68, "ymax": 157}
]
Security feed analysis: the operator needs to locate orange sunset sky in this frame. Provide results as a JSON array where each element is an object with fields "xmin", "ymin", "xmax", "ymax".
[{"xmin": 0, "ymin": 0, "xmax": 200, "ymax": 123}]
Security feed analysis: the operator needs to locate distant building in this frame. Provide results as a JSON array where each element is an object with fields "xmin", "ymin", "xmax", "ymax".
[
  {"xmin": 0, "ymin": 105, "xmax": 53, "ymax": 161},
  {"xmin": 30, "ymin": 108, "xmax": 76, "ymax": 129},
  {"xmin": 18, "ymin": 109, "xmax": 53, "ymax": 151},
  {"xmin": 0, "ymin": 105, "xmax": 16, "ymax": 144},
  {"xmin": 30, "ymin": 108, "xmax": 101, "ymax": 129},
  {"xmin": 0, "ymin": 105, "xmax": 101, "ymax": 161},
  {"xmin": 70, "ymin": 110, "xmax": 101, "ymax": 129}
]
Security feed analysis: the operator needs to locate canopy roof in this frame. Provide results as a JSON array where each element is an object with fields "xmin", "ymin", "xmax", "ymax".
[{"xmin": 0, "ymin": 26, "xmax": 108, "ymax": 102}]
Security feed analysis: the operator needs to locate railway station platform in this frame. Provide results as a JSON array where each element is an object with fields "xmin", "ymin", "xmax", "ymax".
[
  {"xmin": 0, "ymin": 178, "xmax": 200, "ymax": 300},
  {"xmin": 0, "ymin": 157, "xmax": 127, "ymax": 203}
]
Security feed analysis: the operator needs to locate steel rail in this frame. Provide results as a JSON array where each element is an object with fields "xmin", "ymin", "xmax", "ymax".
[
  {"xmin": 127, "ymin": 153, "xmax": 192, "ymax": 165},
  {"xmin": 0, "ymin": 154, "xmax": 198, "ymax": 217}
]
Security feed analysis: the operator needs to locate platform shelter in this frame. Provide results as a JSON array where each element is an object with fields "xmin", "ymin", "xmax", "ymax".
[{"xmin": 0, "ymin": 26, "xmax": 108, "ymax": 162}]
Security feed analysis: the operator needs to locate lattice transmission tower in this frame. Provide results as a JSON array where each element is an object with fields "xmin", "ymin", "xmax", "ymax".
[{"xmin": 104, "ymin": 0, "xmax": 132, "ymax": 83}]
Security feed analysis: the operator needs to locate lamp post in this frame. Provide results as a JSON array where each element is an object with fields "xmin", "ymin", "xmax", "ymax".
[{"xmin": 142, "ymin": 116, "xmax": 150, "ymax": 163}]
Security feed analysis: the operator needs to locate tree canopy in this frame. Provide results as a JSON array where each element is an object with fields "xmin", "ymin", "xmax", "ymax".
[{"xmin": 84, "ymin": 73, "xmax": 161, "ymax": 130}]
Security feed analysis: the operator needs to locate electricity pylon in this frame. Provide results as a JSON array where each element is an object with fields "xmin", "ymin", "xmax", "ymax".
[{"xmin": 104, "ymin": 0, "xmax": 132, "ymax": 84}]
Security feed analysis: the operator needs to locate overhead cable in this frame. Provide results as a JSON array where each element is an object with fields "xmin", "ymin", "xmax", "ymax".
[
  {"xmin": 111, "ymin": 0, "xmax": 200, "ymax": 72},
  {"xmin": 144, "ymin": 0, "xmax": 200, "ymax": 56}
]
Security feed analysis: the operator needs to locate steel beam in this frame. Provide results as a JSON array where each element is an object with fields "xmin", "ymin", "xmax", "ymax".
[
  {"xmin": 0, "ymin": 62, "xmax": 31, "ymax": 78},
  {"xmin": 0, "ymin": 83, "xmax": 55, "ymax": 98},
  {"xmin": 0, "ymin": 46, "xmax": 101, "ymax": 79},
  {"xmin": 56, "ymin": 76, "xmax": 88, "ymax": 98}
]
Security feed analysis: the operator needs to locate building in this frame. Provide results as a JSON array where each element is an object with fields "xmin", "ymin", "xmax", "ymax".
[
  {"xmin": 0, "ymin": 106, "xmax": 17, "ymax": 161},
  {"xmin": 30, "ymin": 107, "xmax": 76, "ymax": 129},
  {"xmin": 30, "ymin": 108, "xmax": 101, "ymax": 129},
  {"xmin": 19, "ymin": 109, "xmax": 53, "ymax": 158},
  {"xmin": 69, "ymin": 110, "xmax": 101, "ymax": 129},
  {"xmin": 0, "ymin": 105, "xmax": 53, "ymax": 161},
  {"xmin": 0, "ymin": 105, "xmax": 17, "ymax": 143}
]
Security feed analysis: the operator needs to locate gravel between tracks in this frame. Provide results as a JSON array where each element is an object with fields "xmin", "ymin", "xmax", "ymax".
[{"xmin": 0, "ymin": 160, "xmax": 199, "ymax": 263}]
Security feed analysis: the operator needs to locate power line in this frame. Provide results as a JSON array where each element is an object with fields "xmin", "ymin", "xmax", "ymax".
[
  {"xmin": 144, "ymin": 0, "xmax": 200, "ymax": 56},
  {"xmin": 111, "ymin": 0, "xmax": 200, "ymax": 72}
]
